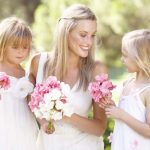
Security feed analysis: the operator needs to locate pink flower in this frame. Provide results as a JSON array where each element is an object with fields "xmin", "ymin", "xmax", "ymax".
[
  {"xmin": 0, "ymin": 72, "xmax": 10, "ymax": 90},
  {"xmin": 88, "ymin": 74, "xmax": 116, "ymax": 104},
  {"xmin": 130, "ymin": 140, "xmax": 139, "ymax": 149},
  {"xmin": 108, "ymin": 132, "xmax": 113, "ymax": 143},
  {"xmin": 28, "ymin": 76, "xmax": 74, "ymax": 121}
]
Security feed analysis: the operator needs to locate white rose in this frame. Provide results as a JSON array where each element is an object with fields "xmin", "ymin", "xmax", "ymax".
[
  {"xmin": 34, "ymin": 108, "xmax": 43, "ymax": 119},
  {"xmin": 49, "ymin": 89, "xmax": 61, "ymax": 100},
  {"xmin": 60, "ymin": 82, "xmax": 71, "ymax": 97},
  {"xmin": 12, "ymin": 77, "xmax": 33, "ymax": 99},
  {"xmin": 55, "ymin": 100, "xmax": 64, "ymax": 110},
  {"xmin": 51, "ymin": 111, "xmax": 63, "ymax": 120}
]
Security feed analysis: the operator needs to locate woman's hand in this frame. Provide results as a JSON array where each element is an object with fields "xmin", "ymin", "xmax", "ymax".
[{"xmin": 39, "ymin": 119, "xmax": 55, "ymax": 134}]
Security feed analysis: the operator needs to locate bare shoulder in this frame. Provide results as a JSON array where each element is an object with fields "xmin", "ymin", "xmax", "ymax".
[
  {"xmin": 29, "ymin": 53, "xmax": 41, "ymax": 84},
  {"xmin": 92, "ymin": 61, "xmax": 108, "ymax": 79},
  {"xmin": 30, "ymin": 53, "xmax": 41, "ymax": 67}
]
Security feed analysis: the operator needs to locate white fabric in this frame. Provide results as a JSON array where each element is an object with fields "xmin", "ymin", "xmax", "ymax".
[
  {"xmin": 36, "ymin": 53, "xmax": 104, "ymax": 150},
  {"xmin": 36, "ymin": 52, "xmax": 48, "ymax": 84},
  {"xmin": 112, "ymin": 81, "xmax": 150, "ymax": 150},
  {"xmin": 0, "ymin": 75, "xmax": 39, "ymax": 150}
]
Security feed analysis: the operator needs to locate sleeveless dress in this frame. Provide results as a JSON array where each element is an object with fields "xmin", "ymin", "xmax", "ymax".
[
  {"xmin": 111, "ymin": 79, "xmax": 150, "ymax": 150},
  {"xmin": 36, "ymin": 53, "xmax": 104, "ymax": 150},
  {"xmin": 0, "ymin": 74, "xmax": 39, "ymax": 150}
]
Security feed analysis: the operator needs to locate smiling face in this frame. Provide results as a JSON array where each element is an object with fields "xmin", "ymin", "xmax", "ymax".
[{"xmin": 68, "ymin": 19, "xmax": 97, "ymax": 58}]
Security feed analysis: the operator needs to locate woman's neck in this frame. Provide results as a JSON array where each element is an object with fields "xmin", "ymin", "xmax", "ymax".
[{"xmin": 67, "ymin": 53, "xmax": 80, "ymax": 70}]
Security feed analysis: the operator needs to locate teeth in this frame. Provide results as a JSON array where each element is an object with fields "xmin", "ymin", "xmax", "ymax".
[{"xmin": 81, "ymin": 46, "xmax": 89, "ymax": 50}]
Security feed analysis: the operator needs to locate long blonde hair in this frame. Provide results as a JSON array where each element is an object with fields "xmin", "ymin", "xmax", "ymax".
[
  {"xmin": 44, "ymin": 4, "xmax": 97, "ymax": 90},
  {"xmin": 0, "ymin": 17, "xmax": 32, "ymax": 61},
  {"xmin": 122, "ymin": 29, "xmax": 150, "ymax": 77}
]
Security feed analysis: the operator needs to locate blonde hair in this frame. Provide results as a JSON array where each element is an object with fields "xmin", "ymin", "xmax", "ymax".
[
  {"xmin": 0, "ymin": 17, "xmax": 32, "ymax": 61},
  {"xmin": 44, "ymin": 4, "xmax": 97, "ymax": 90},
  {"xmin": 122, "ymin": 29, "xmax": 150, "ymax": 77}
]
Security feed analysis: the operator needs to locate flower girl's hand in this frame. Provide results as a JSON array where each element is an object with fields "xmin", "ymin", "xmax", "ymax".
[
  {"xmin": 99, "ymin": 98, "xmax": 116, "ymax": 109},
  {"xmin": 105, "ymin": 105, "xmax": 123, "ymax": 119}
]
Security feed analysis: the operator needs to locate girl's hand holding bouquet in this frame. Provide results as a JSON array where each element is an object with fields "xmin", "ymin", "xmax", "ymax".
[{"xmin": 29, "ymin": 76, "xmax": 74, "ymax": 133}]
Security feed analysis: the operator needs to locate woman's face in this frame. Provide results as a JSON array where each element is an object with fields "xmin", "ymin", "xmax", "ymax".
[{"xmin": 68, "ymin": 19, "xmax": 97, "ymax": 58}]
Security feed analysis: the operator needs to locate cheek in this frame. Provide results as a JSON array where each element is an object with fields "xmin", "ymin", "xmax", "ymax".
[
  {"xmin": 69, "ymin": 36, "xmax": 81, "ymax": 50},
  {"xmin": 25, "ymin": 49, "xmax": 30, "ymax": 54}
]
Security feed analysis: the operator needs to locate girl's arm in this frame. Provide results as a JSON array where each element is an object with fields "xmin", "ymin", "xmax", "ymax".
[
  {"xmin": 64, "ymin": 62, "xmax": 108, "ymax": 136},
  {"xmin": 105, "ymin": 89, "xmax": 150, "ymax": 138}
]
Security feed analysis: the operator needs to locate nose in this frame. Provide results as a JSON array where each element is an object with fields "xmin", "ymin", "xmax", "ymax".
[
  {"xmin": 18, "ymin": 48, "xmax": 24, "ymax": 54},
  {"xmin": 86, "ymin": 36, "xmax": 93, "ymax": 47}
]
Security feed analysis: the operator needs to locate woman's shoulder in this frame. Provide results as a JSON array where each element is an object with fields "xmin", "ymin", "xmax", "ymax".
[
  {"xmin": 91, "ymin": 61, "xmax": 108, "ymax": 79},
  {"xmin": 29, "ymin": 53, "xmax": 42, "ymax": 83},
  {"xmin": 31, "ymin": 53, "xmax": 41, "ymax": 65}
]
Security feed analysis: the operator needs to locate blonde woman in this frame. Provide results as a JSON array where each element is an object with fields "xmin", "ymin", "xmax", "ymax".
[
  {"xmin": 104, "ymin": 29, "xmax": 150, "ymax": 150},
  {"xmin": 30, "ymin": 4, "xmax": 107, "ymax": 150},
  {"xmin": 0, "ymin": 17, "xmax": 38, "ymax": 150}
]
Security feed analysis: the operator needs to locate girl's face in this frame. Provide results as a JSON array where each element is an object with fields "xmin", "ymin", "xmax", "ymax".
[
  {"xmin": 121, "ymin": 47, "xmax": 139, "ymax": 73},
  {"xmin": 68, "ymin": 19, "xmax": 97, "ymax": 58},
  {"xmin": 4, "ymin": 44, "xmax": 30, "ymax": 65}
]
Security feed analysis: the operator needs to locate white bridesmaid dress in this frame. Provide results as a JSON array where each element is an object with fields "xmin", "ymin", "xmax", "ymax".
[
  {"xmin": 111, "ymin": 79, "xmax": 150, "ymax": 150},
  {"xmin": 0, "ymin": 74, "xmax": 39, "ymax": 150},
  {"xmin": 36, "ymin": 53, "xmax": 104, "ymax": 150}
]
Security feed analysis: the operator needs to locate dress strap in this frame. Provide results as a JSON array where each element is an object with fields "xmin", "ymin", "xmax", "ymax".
[
  {"xmin": 36, "ymin": 52, "xmax": 48, "ymax": 84},
  {"xmin": 136, "ymin": 84, "xmax": 150, "ymax": 94},
  {"xmin": 123, "ymin": 77, "xmax": 135, "ymax": 89}
]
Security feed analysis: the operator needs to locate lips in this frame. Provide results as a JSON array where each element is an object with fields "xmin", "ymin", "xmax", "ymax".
[{"xmin": 80, "ymin": 46, "xmax": 90, "ymax": 51}]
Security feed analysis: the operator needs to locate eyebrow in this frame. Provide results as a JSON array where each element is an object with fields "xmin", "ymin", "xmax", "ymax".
[{"xmin": 79, "ymin": 31, "xmax": 97, "ymax": 34}]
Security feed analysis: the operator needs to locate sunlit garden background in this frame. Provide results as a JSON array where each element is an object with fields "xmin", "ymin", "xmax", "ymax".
[{"xmin": 0, "ymin": 0, "xmax": 150, "ymax": 149}]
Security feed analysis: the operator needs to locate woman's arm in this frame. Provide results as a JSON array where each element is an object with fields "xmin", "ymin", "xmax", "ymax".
[{"xmin": 64, "ymin": 61, "xmax": 108, "ymax": 136}]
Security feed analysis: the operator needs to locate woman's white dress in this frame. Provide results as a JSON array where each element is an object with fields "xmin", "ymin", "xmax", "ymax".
[
  {"xmin": 36, "ymin": 53, "xmax": 104, "ymax": 150},
  {"xmin": 111, "ymin": 80, "xmax": 150, "ymax": 150},
  {"xmin": 0, "ymin": 74, "xmax": 39, "ymax": 150}
]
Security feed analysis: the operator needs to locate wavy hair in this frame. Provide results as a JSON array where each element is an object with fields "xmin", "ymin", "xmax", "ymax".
[
  {"xmin": 44, "ymin": 4, "xmax": 97, "ymax": 90},
  {"xmin": 0, "ymin": 17, "xmax": 32, "ymax": 61},
  {"xmin": 122, "ymin": 29, "xmax": 150, "ymax": 77}
]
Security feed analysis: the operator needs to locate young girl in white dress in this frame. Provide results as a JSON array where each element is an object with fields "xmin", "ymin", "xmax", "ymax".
[
  {"xmin": 0, "ymin": 17, "xmax": 39, "ymax": 150},
  {"xmin": 30, "ymin": 4, "xmax": 107, "ymax": 150},
  {"xmin": 105, "ymin": 29, "xmax": 150, "ymax": 150}
]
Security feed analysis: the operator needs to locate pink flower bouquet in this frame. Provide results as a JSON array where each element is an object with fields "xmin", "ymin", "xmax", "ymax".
[
  {"xmin": 29, "ymin": 76, "xmax": 74, "ymax": 131},
  {"xmin": 88, "ymin": 74, "xmax": 116, "ymax": 103},
  {"xmin": 0, "ymin": 72, "xmax": 10, "ymax": 90}
]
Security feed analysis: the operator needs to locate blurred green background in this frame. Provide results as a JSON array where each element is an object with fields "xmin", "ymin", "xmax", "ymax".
[{"xmin": 0, "ymin": 0, "xmax": 149, "ymax": 149}]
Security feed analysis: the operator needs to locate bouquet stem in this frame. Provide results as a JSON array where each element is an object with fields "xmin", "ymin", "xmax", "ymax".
[{"xmin": 48, "ymin": 120, "xmax": 55, "ymax": 133}]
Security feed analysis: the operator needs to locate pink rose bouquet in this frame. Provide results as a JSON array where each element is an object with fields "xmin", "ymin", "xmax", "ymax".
[
  {"xmin": 0, "ymin": 72, "xmax": 10, "ymax": 90},
  {"xmin": 29, "ymin": 76, "xmax": 74, "ymax": 131},
  {"xmin": 88, "ymin": 74, "xmax": 116, "ymax": 103}
]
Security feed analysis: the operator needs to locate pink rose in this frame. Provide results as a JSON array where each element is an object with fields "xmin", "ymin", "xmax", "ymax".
[
  {"xmin": 0, "ymin": 72, "xmax": 10, "ymax": 90},
  {"xmin": 88, "ymin": 74, "xmax": 116, "ymax": 103}
]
